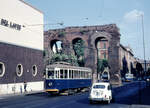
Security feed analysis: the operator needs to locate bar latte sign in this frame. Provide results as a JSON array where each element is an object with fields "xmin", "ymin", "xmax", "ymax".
[{"xmin": 0, "ymin": 19, "xmax": 21, "ymax": 31}]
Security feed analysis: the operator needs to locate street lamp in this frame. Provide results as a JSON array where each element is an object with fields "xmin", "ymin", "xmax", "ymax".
[
  {"xmin": 141, "ymin": 14, "xmax": 147, "ymax": 74},
  {"xmin": 137, "ymin": 13, "xmax": 146, "ymax": 75},
  {"xmin": 137, "ymin": 13, "xmax": 146, "ymax": 105}
]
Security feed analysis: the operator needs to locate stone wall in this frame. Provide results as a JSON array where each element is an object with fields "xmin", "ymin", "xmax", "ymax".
[{"xmin": 44, "ymin": 24, "xmax": 121, "ymax": 85}]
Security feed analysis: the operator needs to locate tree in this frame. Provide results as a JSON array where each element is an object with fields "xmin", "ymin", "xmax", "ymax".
[
  {"xmin": 97, "ymin": 58, "xmax": 109, "ymax": 79},
  {"xmin": 147, "ymin": 67, "xmax": 150, "ymax": 76},
  {"xmin": 50, "ymin": 53, "xmax": 78, "ymax": 66},
  {"xmin": 136, "ymin": 62, "xmax": 143, "ymax": 79},
  {"xmin": 122, "ymin": 56, "xmax": 128, "ymax": 79},
  {"xmin": 102, "ymin": 59, "xmax": 109, "ymax": 68},
  {"xmin": 130, "ymin": 62, "xmax": 136, "ymax": 77},
  {"xmin": 97, "ymin": 58, "xmax": 104, "ymax": 74},
  {"xmin": 73, "ymin": 40, "xmax": 85, "ymax": 66},
  {"xmin": 68, "ymin": 54, "xmax": 78, "ymax": 66}
]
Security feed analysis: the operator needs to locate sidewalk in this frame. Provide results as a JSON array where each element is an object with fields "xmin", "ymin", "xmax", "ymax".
[
  {"xmin": 131, "ymin": 105, "xmax": 150, "ymax": 108},
  {"xmin": 0, "ymin": 90, "xmax": 44, "ymax": 99}
]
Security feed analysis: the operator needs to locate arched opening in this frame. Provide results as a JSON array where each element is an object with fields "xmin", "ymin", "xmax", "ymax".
[
  {"xmin": 32, "ymin": 65, "xmax": 37, "ymax": 77},
  {"xmin": 16, "ymin": 64, "xmax": 23, "ymax": 77},
  {"xmin": 95, "ymin": 37, "xmax": 109, "ymax": 81},
  {"xmin": 50, "ymin": 40, "xmax": 63, "ymax": 54},
  {"xmin": 72, "ymin": 38, "xmax": 85, "ymax": 66},
  {"xmin": 95, "ymin": 37, "xmax": 108, "ymax": 60}
]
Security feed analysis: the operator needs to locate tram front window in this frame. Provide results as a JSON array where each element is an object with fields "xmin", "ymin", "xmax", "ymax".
[{"xmin": 47, "ymin": 70, "xmax": 54, "ymax": 79}]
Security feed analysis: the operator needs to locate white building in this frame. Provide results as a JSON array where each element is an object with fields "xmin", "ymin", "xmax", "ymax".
[{"xmin": 0, "ymin": 0, "xmax": 44, "ymax": 95}]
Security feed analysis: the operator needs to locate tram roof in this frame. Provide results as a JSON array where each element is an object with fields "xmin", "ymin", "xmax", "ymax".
[{"xmin": 46, "ymin": 63, "xmax": 92, "ymax": 72}]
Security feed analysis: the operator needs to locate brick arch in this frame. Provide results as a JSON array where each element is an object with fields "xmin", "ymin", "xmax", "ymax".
[
  {"xmin": 50, "ymin": 39, "xmax": 61, "ymax": 49},
  {"xmin": 90, "ymin": 31, "xmax": 112, "ymax": 49},
  {"xmin": 66, "ymin": 36, "xmax": 88, "ymax": 46},
  {"xmin": 72, "ymin": 37, "xmax": 83, "ymax": 44}
]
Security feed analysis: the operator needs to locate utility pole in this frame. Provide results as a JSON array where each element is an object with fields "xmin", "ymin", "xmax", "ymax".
[{"xmin": 141, "ymin": 14, "xmax": 147, "ymax": 74}]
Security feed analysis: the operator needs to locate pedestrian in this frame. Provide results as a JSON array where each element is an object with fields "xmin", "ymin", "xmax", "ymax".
[
  {"xmin": 20, "ymin": 85, "xmax": 22, "ymax": 94},
  {"xmin": 24, "ymin": 81, "xmax": 27, "ymax": 92}
]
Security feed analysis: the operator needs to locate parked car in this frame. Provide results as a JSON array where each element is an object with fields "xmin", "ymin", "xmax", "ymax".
[
  {"xmin": 101, "ymin": 72, "xmax": 109, "ymax": 82},
  {"xmin": 125, "ymin": 74, "xmax": 134, "ymax": 81},
  {"xmin": 89, "ymin": 82, "xmax": 112, "ymax": 104},
  {"xmin": 146, "ymin": 76, "xmax": 150, "ymax": 81}
]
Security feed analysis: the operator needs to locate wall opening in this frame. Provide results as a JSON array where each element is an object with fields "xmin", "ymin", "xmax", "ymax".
[
  {"xmin": 72, "ymin": 38, "xmax": 85, "ymax": 66},
  {"xmin": 16, "ymin": 64, "xmax": 23, "ymax": 77},
  {"xmin": 0, "ymin": 62, "xmax": 5, "ymax": 77}
]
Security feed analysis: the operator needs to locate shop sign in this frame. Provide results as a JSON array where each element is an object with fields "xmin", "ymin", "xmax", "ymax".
[{"xmin": 0, "ymin": 18, "xmax": 21, "ymax": 31}]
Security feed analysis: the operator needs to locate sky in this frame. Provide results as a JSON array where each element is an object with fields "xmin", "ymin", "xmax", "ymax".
[{"xmin": 24, "ymin": 0, "xmax": 150, "ymax": 60}]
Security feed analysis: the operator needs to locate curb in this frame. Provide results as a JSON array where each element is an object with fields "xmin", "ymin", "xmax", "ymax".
[{"xmin": 131, "ymin": 104, "xmax": 150, "ymax": 108}]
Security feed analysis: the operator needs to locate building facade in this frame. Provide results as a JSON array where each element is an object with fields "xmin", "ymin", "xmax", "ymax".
[
  {"xmin": 136, "ymin": 59, "xmax": 150, "ymax": 71},
  {"xmin": 0, "ymin": 0, "xmax": 44, "ymax": 95},
  {"xmin": 119, "ymin": 44, "xmax": 136, "ymax": 74},
  {"xmin": 97, "ymin": 39, "xmax": 109, "ymax": 59}
]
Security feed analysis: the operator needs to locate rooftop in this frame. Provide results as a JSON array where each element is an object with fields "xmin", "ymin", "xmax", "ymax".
[{"xmin": 19, "ymin": 0, "xmax": 43, "ymax": 14}]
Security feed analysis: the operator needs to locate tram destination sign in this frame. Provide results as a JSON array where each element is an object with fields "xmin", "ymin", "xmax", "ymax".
[{"xmin": 0, "ymin": 18, "xmax": 21, "ymax": 31}]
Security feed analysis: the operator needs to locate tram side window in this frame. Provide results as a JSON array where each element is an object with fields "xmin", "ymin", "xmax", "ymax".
[
  {"xmin": 87, "ymin": 72, "xmax": 89, "ymax": 79},
  {"xmin": 79, "ymin": 71, "xmax": 81, "ymax": 79},
  {"xmin": 83, "ymin": 72, "xmax": 86, "ymax": 79},
  {"xmin": 64, "ymin": 70, "xmax": 68, "ymax": 79},
  {"xmin": 85, "ymin": 72, "xmax": 88, "ymax": 79},
  {"xmin": 60, "ymin": 69, "xmax": 63, "ymax": 78},
  {"xmin": 75, "ymin": 70, "xmax": 79, "ymax": 79},
  {"xmin": 57, "ymin": 70, "xmax": 60, "ymax": 78},
  {"xmin": 73, "ymin": 70, "xmax": 76, "ymax": 79},
  {"xmin": 74, "ymin": 70, "xmax": 77, "ymax": 79},
  {"xmin": 81, "ymin": 71, "xmax": 84, "ymax": 79},
  {"xmin": 72, "ymin": 70, "xmax": 73, "ymax": 79},
  {"xmin": 78, "ymin": 71, "xmax": 80, "ymax": 79},
  {"xmin": 69, "ymin": 70, "xmax": 72, "ymax": 79},
  {"xmin": 48, "ymin": 70, "xmax": 54, "ymax": 79},
  {"xmin": 55, "ymin": 70, "xmax": 58, "ymax": 78},
  {"xmin": 89, "ymin": 72, "xmax": 91, "ymax": 79}
]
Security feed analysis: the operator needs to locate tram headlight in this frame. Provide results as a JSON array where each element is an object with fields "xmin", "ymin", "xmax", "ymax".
[{"xmin": 48, "ymin": 82, "xmax": 53, "ymax": 86}]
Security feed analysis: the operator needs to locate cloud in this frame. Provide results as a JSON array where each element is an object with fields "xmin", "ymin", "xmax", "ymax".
[{"xmin": 123, "ymin": 9, "xmax": 144, "ymax": 23}]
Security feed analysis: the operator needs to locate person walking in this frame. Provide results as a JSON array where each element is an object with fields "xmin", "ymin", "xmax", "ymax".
[{"xmin": 24, "ymin": 81, "xmax": 27, "ymax": 93}]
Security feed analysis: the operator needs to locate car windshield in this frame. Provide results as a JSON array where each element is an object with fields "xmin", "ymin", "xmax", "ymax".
[{"xmin": 93, "ymin": 85, "xmax": 105, "ymax": 89}]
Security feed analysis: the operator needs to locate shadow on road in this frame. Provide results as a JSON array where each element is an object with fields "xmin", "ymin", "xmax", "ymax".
[
  {"xmin": 25, "ymin": 92, "xmax": 62, "ymax": 98},
  {"xmin": 113, "ymin": 86, "xmax": 150, "ymax": 106}
]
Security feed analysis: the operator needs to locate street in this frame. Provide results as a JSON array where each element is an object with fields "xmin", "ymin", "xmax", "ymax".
[
  {"xmin": 0, "ymin": 92, "xmax": 129, "ymax": 108},
  {"xmin": 0, "ymin": 81, "xmax": 150, "ymax": 108}
]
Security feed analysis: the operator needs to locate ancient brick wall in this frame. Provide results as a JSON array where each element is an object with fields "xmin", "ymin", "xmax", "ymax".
[{"xmin": 44, "ymin": 24, "xmax": 121, "ymax": 85}]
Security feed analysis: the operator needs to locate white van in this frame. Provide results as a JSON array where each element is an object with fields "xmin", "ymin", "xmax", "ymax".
[{"xmin": 89, "ymin": 82, "xmax": 112, "ymax": 104}]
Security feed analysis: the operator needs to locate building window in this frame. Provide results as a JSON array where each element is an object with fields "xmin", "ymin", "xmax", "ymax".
[
  {"xmin": 104, "ymin": 52, "xmax": 106, "ymax": 59},
  {"xmin": 103, "ymin": 42, "xmax": 106, "ymax": 49},
  {"xmin": 0, "ymin": 62, "xmax": 5, "ymax": 77},
  {"xmin": 32, "ymin": 65, "xmax": 37, "ymax": 77},
  {"xmin": 16, "ymin": 64, "xmax": 23, "ymax": 77}
]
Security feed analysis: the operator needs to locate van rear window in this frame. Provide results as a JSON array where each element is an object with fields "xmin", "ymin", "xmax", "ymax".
[{"xmin": 93, "ymin": 85, "xmax": 105, "ymax": 89}]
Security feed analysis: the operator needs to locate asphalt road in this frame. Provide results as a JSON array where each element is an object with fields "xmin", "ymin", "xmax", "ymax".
[
  {"xmin": 0, "ymin": 81, "xmax": 150, "ymax": 108},
  {"xmin": 0, "ymin": 92, "xmax": 129, "ymax": 108}
]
